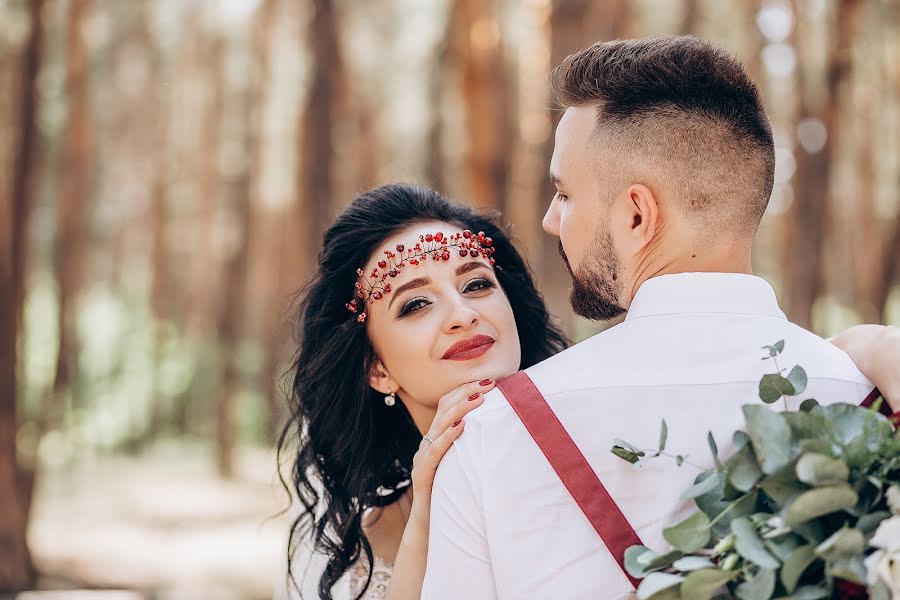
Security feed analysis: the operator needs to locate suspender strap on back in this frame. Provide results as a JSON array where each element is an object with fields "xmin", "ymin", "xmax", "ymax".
[{"xmin": 497, "ymin": 371, "xmax": 643, "ymax": 590}]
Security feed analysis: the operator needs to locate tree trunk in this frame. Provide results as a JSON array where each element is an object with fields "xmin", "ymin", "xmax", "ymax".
[
  {"xmin": 51, "ymin": 0, "xmax": 93, "ymax": 423},
  {"xmin": 0, "ymin": 0, "xmax": 44, "ymax": 589},
  {"xmin": 784, "ymin": 0, "xmax": 862, "ymax": 329},
  {"xmin": 299, "ymin": 0, "xmax": 343, "ymax": 262},
  {"xmin": 146, "ymin": 0, "xmax": 171, "ymax": 441},
  {"xmin": 216, "ymin": 17, "xmax": 261, "ymax": 475},
  {"xmin": 447, "ymin": 0, "xmax": 512, "ymax": 212}
]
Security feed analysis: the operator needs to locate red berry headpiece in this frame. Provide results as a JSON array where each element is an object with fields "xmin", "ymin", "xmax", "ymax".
[{"xmin": 345, "ymin": 230, "xmax": 496, "ymax": 324}]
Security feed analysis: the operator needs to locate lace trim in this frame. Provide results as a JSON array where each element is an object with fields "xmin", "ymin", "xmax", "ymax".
[{"xmin": 348, "ymin": 556, "xmax": 393, "ymax": 600}]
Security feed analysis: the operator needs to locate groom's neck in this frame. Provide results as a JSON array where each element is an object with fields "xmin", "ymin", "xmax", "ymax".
[{"xmin": 626, "ymin": 239, "xmax": 754, "ymax": 306}]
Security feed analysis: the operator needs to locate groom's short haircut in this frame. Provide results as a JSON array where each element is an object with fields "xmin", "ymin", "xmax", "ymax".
[{"xmin": 551, "ymin": 36, "xmax": 775, "ymax": 235}]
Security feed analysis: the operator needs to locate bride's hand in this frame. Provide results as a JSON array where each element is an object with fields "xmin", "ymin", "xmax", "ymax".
[
  {"xmin": 407, "ymin": 378, "xmax": 496, "ymax": 535},
  {"xmin": 831, "ymin": 324, "xmax": 899, "ymax": 411}
]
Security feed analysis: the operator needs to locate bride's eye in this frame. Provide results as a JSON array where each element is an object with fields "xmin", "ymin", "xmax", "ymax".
[
  {"xmin": 463, "ymin": 278, "xmax": 496, "ymax": 294},
  {"xmin": 399, "ymin": 297, "xmax": 430, "ymax": 317}
]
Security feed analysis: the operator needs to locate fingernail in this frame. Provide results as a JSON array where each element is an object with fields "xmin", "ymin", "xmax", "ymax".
[
  {"xmin": 453, "ymin": 419, "xmax": 462, "ymax": 427},
  {"xmin": 468, "ymin": 393, "xmax": 481, "ymax": 401},
  {"xmin": 479, "ymin": 379, "xmax": 493, "ymax": 386}
]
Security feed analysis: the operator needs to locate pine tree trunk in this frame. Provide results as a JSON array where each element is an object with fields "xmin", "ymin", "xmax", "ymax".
[
  {"xmin": 52, "ymin": 0, "xmax": 93, "ymax": 423},
  {"xmin": 299, "ymin": 0, "xmax": 343, "ymax": 261},
  {"xmin": 0, "ymin": 0, "xmax": 43, "ymax": 589},
  {"xmin": 785, "ymin": 0, "xmax": 862, "ymax": 329},
  {"xmin": 447, "ymin": 0, "xmax": 512, "ymax": 211}
]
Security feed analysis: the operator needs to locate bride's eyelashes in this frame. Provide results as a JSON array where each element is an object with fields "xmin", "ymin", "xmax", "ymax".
[
  {"xmin": 399, "ymin": 296, "xmax": 430, "ymax": 317},
  {"xmin": 396, "ymin": 278, "xmax": 497, "ymax": 318},
  {"xmin": 463, "ymin": 277, "xmax": 496, "ymax": 294}
]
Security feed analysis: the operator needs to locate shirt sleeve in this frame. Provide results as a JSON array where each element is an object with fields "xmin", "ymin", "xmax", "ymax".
[{"xmin": 421, "ymin": 417, "xmax": 498, "ymax": 600}]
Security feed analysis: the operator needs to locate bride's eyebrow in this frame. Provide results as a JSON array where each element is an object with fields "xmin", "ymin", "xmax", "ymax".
[
  {"xmin": 456, "ymin": 261, "xmax": 491, "ymax": 276},
  {"xmin": 388, "ymin": 277, "xmax": 430, "ymax": 308}
]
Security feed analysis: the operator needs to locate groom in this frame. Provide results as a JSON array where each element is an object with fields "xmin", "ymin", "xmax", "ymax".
[{"xmin": 421, "ymin": 37, "xmax": 879, "ymax": 599}]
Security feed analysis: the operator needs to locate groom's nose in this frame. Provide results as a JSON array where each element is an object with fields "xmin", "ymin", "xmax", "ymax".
[{"xmin": 542, "ymin": 201, "xmax": 560, "ymax": 236}]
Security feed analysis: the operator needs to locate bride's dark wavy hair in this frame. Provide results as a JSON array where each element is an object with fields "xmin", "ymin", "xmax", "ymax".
[{"xmin": 279, "ymin": 183, "xmax": 567, "ymax": 599}]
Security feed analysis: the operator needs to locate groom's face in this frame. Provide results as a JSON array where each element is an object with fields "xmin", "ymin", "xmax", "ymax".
[{"xmin": 544, "ymin": 107, "xmax": 626, "ymax": 320}]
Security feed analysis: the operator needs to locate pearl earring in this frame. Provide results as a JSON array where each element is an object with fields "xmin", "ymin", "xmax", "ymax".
[{"xmin": 384, "ymin": 392, "xmax": 396, "ymax": 407}]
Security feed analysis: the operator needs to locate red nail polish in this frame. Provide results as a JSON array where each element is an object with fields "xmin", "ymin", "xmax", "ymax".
[
  {"xmin": 479, "ymin": 379, "xmax": 493, "ymax": 386},
  {"xmin": 468, "ymin": 393, "xmax": 481, "ymax": 401},
  {"xmin": 453, "ymin": 419, "xmax": 462, "ymax": 427}
]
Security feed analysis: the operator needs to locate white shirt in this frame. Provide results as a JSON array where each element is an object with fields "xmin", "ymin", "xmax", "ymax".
[{"xmin": 422, "ymin": 273, "xmax": 872, "ymax": 600}]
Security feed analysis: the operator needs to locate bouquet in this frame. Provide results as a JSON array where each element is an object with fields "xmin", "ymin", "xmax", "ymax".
[{"xmin": 612, "ymin": 341, "xmax": 899, "ymax": 599}]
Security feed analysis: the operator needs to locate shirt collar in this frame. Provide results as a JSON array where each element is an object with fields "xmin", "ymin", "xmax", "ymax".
[{"xmin": 624, "ymin": 273, "xmax": 787, "ymax": 322}]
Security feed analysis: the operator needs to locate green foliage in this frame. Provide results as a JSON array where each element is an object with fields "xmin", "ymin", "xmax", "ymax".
[{"xmin": 612, "ymin": 340, "xmax": 900, "ymax": 599}]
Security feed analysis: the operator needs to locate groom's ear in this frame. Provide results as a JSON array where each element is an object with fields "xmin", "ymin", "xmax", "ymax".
[
  {"xmin": 625, "ymin": 183, "xmax": 659, "ymax": 253},
  {"xmin": 368, "ymin": 360, "xmax": 398, "ymax": 396}
]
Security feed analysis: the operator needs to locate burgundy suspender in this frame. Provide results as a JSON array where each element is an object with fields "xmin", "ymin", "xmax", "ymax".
[
  {"xmin": 860, "ymin": 387, "xmax": 899, "ymax": 425},
  {"xmin": 497, "ymin": 371, "xmax": 643, "ymax": 589}
]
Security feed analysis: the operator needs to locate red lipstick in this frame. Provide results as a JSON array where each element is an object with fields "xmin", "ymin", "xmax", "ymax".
[{"xmin": 441, "ymin": 334, "xmax": 496, "ymax": 361}]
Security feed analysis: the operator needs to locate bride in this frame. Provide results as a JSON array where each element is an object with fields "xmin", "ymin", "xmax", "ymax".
[{"xmin": 276, "ymin": 183, "xmax": 899, "ymax": 600}]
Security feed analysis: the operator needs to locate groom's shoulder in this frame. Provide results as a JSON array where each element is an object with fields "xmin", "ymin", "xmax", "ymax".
[
  {"xmin": 774, "ymin": 321, "xmax": 869, "ymax": 381},
  {"xmin": 473, "ymin": 324, "xmax": 627, "ymax": 417}
]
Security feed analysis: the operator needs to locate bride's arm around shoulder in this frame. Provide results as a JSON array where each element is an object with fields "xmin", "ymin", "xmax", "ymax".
[{"xmin": 831, "ymin": 324, "xmax": 900, "ymax": 412}]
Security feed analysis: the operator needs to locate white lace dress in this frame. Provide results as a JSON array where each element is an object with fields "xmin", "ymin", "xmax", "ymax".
[
  {"xmin": 347, "ymin": 556, "xmax": 394, "ymax": 600},
  {"xmin": 276, "ymin": 545, "xmax": 395, "ymax": 600}
]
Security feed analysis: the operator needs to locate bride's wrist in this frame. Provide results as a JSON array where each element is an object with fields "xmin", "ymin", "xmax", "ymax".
[{"xmin": 404, "ymin": 503, "xmax": 430, "ymax": 542}]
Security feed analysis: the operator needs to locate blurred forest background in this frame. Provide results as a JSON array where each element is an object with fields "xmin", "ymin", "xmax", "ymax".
[{"xmin": 1, "ymin": 0, "xmax": 898, "ymax": 597}]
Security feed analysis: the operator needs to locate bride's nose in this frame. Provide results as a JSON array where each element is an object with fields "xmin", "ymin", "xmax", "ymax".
[{"xmin": 443, "ymin": 297, "xmax": 480, "ymax": 333}]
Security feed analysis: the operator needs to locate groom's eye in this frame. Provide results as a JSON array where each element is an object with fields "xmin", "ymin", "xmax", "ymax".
[{"xmin": 554, "ymin": 192, "xmax": 569, "ymax": 203}]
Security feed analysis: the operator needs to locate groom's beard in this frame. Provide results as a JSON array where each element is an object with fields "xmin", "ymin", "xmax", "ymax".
[{"xmin": 558, "ymin": 237, "xmax": 626, "ymax": 321}]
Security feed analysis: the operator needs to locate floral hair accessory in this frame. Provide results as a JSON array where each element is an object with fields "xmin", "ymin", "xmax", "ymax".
[{"xmin": 345, "ymin": 230, "xmax": 496, "ymax": 324}]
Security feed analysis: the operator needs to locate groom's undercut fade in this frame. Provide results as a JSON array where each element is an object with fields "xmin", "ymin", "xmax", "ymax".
[{"xmin": 551, "ymin": 36, "xmax": 775, "ymax": 235}]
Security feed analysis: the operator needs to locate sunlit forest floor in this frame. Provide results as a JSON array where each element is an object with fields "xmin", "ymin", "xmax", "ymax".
[{"xmin": 24, "ymin": 443, "xmax": 290, "ymax": 600}]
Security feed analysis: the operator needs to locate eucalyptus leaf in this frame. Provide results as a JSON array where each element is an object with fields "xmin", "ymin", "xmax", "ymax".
[
  {"xmin": 785, "ymin": 484, "xmax": 858, "ymax": 526},
  {"xmin": 855, "ymin": 511, "xmax": 891, "ymax": 534},
  {"xmin": 680, "ymin": 569, "xmax": 736, "ymax": 600},
  {"xmin": 682, "ymin": 472, "xmax": 724, "ymax": 500},
  {"xmin": 813, "ymin": 527, "xmax": 864, "ymax": 561},
  {"xmin": 664, "ymin": 512, "xmax": 711, "ymax": 553},
  {"xmin": 731, "ymin": 516, "xmax": 780, "ymax": 569},
  {"xmin": 625, "ymin": 545, "xmax": 654, "ymax": 578},
  {"xmin": 812, "ymin": 403, "xmax": 892, "ymax": 449},
  {"xmin": 826, "ymin": 557, "xmax": 866, "ymax": 585},
  {"xmin": 612, "ymin": 445, "xmax": 644, "ymax": 464},
  {"xmin": 672, "ymin": 556, "xmax": 716, "ymax": 572},
  {"xmin": 707, "ymin": 432, "xmax": 723, "ymax": 471},
  {"xmin": 779, "ymin": 544, "xmax": 816, "ymax": 594},
  {"xmin": 660, "ymin": 420, "xmax": 668, "ymax": 452},
  {"xmin": 636, "ymin": 572, "xmax": 685, "ymax": 600},
  {"xmin": 798, "ymin": 398, "xmax": 818, "ymax": 412},
  {"xmin": 782, "ymin": 412, "xmax": 828, "ymax": 444},
  {"xmin": 735, "ymin": 568, "xmax": 775, "ymax": 600},
  {"xmin": 763, "ymin": 534, "xmax": 803, "ymax": 562},
  {"xmin": 726, "ymin": 444, "xmax": 762, "ymax": 492},
  {"xmin": 795, "ymin": 453, "xmax": 849, "ymax": 486},
  {"xmin": 760, "ymin": 465, "xmax": 806, "ymax": 506},
  {"xmin": 638, "ymin": 549, "xmax": 685, "ymax": 571},
  {"xmin": 759, "ymin": 374, "xmax": 794, "ymax": 403},
  {"xmin": 785, "ymin": 366, "xmax": 807, "ymax": 396},
  {"xmin": 773, "ymin": 340, "xmax": 785, "ymax": 354},
  {"xmin": 743, "ymin": 405, "xmax": 793, "ymax": 475},
  {"xmin": 733, "ymin": 430, "xmax": 750, "ymax": 450}
]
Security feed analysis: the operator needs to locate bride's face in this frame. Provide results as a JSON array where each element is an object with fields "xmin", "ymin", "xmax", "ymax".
[{"xmin": 363, "ymin": 221, "xmax": 521, "ymax": 411}]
